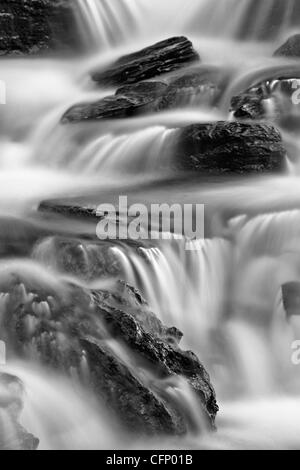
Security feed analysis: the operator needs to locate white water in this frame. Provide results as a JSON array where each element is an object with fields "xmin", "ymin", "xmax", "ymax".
[{"xmin": 1, "ymin": 0, "xmax": 300, "ymax": 451}]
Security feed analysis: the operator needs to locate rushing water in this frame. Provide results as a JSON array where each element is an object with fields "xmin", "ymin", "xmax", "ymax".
[{"xmin": 1, "ymin": 0, "xmax": 300, "ymax": 450}]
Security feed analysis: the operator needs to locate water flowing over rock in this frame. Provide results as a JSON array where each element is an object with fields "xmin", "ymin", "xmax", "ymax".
[
  {"xmin": 0, "ymin": 273, "xmax": 218, "ymax": 435},
  {"xmin": 0, "ymin": 373, "xmax": 39, "ymax": 450},
  {"xmin": 174, "ymin": 122, "xmax": 286, "ymax": 173},
  {"xmin": 91, "ymin": 37, "xmax": 200, "ymax": 86},
  {"xmin": 230, "ymin": 73, "xmax": 300, "ymax": 130},
  {"xmin": 0, "ymin": 0, "xmax": 81, "ymax": 55},
  {"xmin": 62, "ymin": 66, "xmax": 228, "ymax": 123},
  {"xmin": 274, "ymin": 34, "xmax": 300, "ymax": 58}
]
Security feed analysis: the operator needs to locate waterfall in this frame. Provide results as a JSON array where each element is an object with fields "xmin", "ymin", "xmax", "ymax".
[{"xmin": 76, "ymin": 0, "xmax": 300, "ymax": 52}]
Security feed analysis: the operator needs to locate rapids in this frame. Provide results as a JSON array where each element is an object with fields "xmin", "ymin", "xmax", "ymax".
[{"xmin": 1, "ymin": 0, "xmax": 300, "ymax": 450}]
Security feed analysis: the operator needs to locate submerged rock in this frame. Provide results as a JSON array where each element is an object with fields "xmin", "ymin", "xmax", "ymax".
[
  {"xmin": 174, "ymin": 121, "xmax": 286, "ymax": 174},
  {"xmin": 0, "ymin": 275, "xmax": 218, "ymax": 436},
  {"xmin": 0, "ymin": 0, "xmax": 81, "ymax": 55},
  {"xmin": 274, "ymin": 34, "xmax": 300, "ymax": 58},
  {"xmin": 32, "ymin": 236, "xmax": 124, "ymax": 281},
  {"xmin": 0, "ymin": 373, "xmax": 39, "ymax": 450},
  {"xmin": 91, "ymin": 36, "xmax": 200, "ymax": 87}
]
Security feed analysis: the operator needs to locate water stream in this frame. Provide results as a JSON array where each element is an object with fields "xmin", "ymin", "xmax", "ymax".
[{"xmin": 1, "ymin": 0, "xmax": 300, "ymax": 450}]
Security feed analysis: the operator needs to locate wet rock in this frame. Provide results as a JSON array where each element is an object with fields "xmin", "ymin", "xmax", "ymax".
[
  {"xmin": 0, "ymin": 373, "xmax": 39, "ymax": 450},
  {"xmin": 230, "ymin": 76, "xmax": 300, "ymax": 129},
  {"xmin": 61, "ymin": 81, "xmax": 168, "ymax": 123},
  {"xmin": 156, "ymin": 66, "xmax": 229, "ymax": 111},
  {"xmin": 274, "ymin": 34, "xmax": 300, "ymax": 58},
  {"xmin": 91, "ymin": 37, "xmax": 200, "ymax": 87},
  {"xmin": 0, "ymin": 0, "xmax": 81, "ymax": 55},
  {"xmin": 174, "ymin": 121, "xmax": 286, "ymax": 174},
  {"xmin": 32, "ymin": 236, "xmax": 124, "ymax": 281},
  {"xmin": 0, "ymin": 276, "xmax": 218, "ymax": 436}
]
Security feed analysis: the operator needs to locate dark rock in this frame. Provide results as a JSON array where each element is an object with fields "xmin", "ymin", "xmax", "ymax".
[
  {"xmin": 0, "ymin": 275, "xmax": 218, "ymax": 435},
  {"xmin": 61, "ymin": 81, "xmax": 168, "ymax": 123},
  {"xmin": 174, "ymin": 122, "xmax": 286, "ymax": 174},
  {"xmin": 91, "ymin": 37, "xmax": 200, "ymax": 87},
  {"xmin": 282, "ymin": 282, "xmax": 300, "ymax": 318},
  {"xmin": 0, "ymin": 373, "xmax": 39, "ymax": 450},
  {"xmin": 0, "ymin": 0, "xmax": 81, "ymax": 55},
  {"xmin": 274, "ymin": 34, "xmax": 300, "ymax": 58}
]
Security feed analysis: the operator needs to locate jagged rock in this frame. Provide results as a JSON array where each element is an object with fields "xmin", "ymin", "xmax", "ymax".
[
  {"xmin": 0, "ymin": 373, "xmax": 39, "ymax": 450},
  {"xmin": 274, "ymin": 34, "xmax": 300, "ymax": 58},
  {"xmin": 0, "ymin": 275, "xmax": 218, "ymax": 435},
  {"xmin": 91, "ymin": 37, "xmax": 200, "ymax": 87},
  {"xmin": 61, "ymin": 81, "xmax": 168, "ymax": 123},
  {"xmin": 0, "ymin": 0, "xmax": 81, "ymax": 55},
  {"xmin": 174, "ymin": 121, "xmax": 286, "ymax": 174}
]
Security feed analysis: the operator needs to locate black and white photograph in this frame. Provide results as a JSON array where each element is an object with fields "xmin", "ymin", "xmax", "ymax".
[{"xmin": 0, "ymin": 0, "xmax": 300, "ymax": 454}]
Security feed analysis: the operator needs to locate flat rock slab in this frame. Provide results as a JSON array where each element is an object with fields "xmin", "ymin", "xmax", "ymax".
[
  {"xmin": 174, "ymin": 122, "xmax": 286, "ymax": 174},
  {"xmin": 91, "ymin": 36, "xmax": 200, "ymax": 87},
  {"xmin": 61, "ymin": 81, "xmax": 168, "ymax": 123}
]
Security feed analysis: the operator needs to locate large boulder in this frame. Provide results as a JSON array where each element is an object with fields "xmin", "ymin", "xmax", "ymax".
[
  {"xmin": 91, "ymin": 37, "xmax": 200, "ymax": 87},
  {"xmin": 0, "ymin": 0, "xmax": 81, "ymax": 55},
  {"xmin": 173, "ymin": 122, "xmax": 286, "ymax": 174},
  {"xmin": 0, "ymin": 373, "xmax": 39, "ymax": 450},
  {"xmin": 274, "ymin": 34, "xmax": 300, "ymax": 58},
  {"xmin": 0, "ymin": 274, "xmax": 218, "ymax": 435}
]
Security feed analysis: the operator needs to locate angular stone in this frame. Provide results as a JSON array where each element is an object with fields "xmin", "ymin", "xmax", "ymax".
[
  {"xmin": 91, "ymin": 37, "xmax": 200, "ymax": 87},
  {"xmin": 61, "ymin": 81, "xmax": 168, "ymax": 123}
]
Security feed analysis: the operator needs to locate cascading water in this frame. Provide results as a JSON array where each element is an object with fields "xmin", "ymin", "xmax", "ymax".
[{"xmin": 2, "ymin": 0, "xmax": 300, "ymax": 451}]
